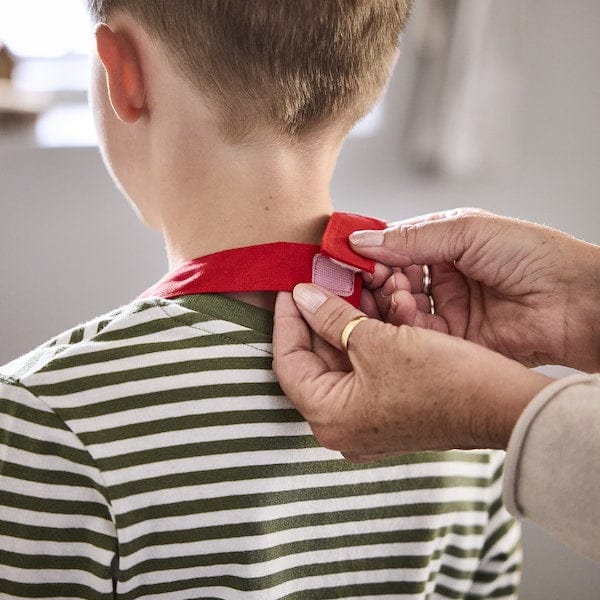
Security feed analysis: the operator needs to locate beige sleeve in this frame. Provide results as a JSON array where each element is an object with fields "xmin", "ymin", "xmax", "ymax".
[{"xmin": 503, "ymin": 373, "xmax": 600, "ymax": 562}]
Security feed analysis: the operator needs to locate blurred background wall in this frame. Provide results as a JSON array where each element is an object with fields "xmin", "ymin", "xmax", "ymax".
[{"xmin": 1, "ymin": 0, "xmax": 599, "ymax": 597}]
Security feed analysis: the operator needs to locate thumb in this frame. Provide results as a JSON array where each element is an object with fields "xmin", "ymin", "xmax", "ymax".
[
  {"xmin": 349, "ymin": 207, "xmax": 494, "ymax": 267},
  {"xmin": 273, "ymin": 291, "xmax": 355, "ymax": 426},
  {"xmin": 292, "ymin": 284, "xmax": 370, "ymax": 352}
]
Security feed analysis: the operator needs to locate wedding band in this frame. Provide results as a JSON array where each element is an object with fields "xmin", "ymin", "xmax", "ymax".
[
  {"xmin": 428, "ymin": 294, "xmax": 436, "ymax": 315},
  {"xmin": 422, "ymin": 265, "xmax": 432, "ymax": 296},
  {"xmin": 340, "ymin": 316, "xmax": 368, "ymax": 352}
]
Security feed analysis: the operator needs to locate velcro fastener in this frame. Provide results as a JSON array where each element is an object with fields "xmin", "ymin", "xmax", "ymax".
[
  {"xmin": 312, "ymin": 253, "xmax": 355, "ymax": 297},
  {"xmin": 320, "ymin": 212, "xmax": 387, "ymax": 273}
]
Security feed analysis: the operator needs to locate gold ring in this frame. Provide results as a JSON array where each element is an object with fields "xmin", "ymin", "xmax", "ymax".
[{"xmin": 340, "ymin": 316, "xmax": 368, "ymax": 352}]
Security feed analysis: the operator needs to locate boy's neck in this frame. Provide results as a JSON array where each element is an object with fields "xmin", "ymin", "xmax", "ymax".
[
  {"xmin": 160, "ymin": 151, "xmax": 335, "ymax": 265},
  {"xmin": 150, "ymin": 130, "xmax": 340, "ymax": 312}
]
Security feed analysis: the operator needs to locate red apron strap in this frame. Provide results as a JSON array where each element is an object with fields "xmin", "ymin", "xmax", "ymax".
[{"xmin": 139, "ymin": 212, "xmax": 386, "ymax": 308}]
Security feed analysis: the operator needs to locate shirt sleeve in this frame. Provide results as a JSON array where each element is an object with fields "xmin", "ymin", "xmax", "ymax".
[
  {"xmin": 464, "ymin": 453, "xmax": 522, "ymax": 599},
  {"xmin": 502, "ymin": 373, "xmax": 600, "ymax": 563},
  {"xmin": 0, "ymin": 377, "xmax": 118, "ymax": 598}
]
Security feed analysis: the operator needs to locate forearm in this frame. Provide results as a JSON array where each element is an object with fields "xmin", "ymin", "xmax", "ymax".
[{"xmin": 502, "ymin": 373, "xmax": 600, "ymax": 562}]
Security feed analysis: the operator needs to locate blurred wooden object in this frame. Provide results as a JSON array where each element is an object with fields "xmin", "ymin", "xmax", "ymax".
[
  {"xmin": 0, "ymin": 44, "xmax": 15, "ymax": 80},
  {"xmin": 0, "ymin": 42, "xmax": 52, "ymax": 124}
]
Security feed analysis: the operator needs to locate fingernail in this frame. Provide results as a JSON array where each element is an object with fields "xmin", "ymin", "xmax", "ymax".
[
  {"xmin": 349, "ymin": 230, "xmax": 384, "ymax": 247},
  {"xmin": 293, "ymin": 284, "xmax": 328, "ymax": 314},
  {"xmin": 380, "ymin": 279, "xmax": 394, "ymax": 298}
]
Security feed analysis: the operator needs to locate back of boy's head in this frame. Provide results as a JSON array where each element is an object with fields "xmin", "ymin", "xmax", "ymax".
[{"xmin": 87, "ymin": 0, "xmax": 412, "ymax": 143}]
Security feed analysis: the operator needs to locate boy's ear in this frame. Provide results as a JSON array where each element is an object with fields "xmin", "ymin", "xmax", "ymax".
[{"xmin": 95, "ymin": 24, "xmax": 145, "ymax": 123}]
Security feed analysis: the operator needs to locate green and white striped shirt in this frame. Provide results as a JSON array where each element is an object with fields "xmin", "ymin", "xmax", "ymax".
[{"xmin": 1, "ymin": 294, "xmax": 521, "ymax": 599}]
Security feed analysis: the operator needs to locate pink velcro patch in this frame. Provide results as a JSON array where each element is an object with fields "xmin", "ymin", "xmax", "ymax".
[{"xmin": 312, "ymin": 253, "xmax": 354, "ymax": 297}]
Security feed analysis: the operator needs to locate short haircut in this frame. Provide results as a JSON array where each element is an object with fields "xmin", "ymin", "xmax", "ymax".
[{"xmin": 87, "ymin": 0, "xmax": 412, "ymax": 142}]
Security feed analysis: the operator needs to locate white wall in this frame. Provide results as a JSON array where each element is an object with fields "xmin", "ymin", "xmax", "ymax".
[{"xmin": 1, "ymin": 0, "xmax": 599, "ymax": 597}]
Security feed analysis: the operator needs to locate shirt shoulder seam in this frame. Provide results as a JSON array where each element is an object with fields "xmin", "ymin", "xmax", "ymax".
[{"xmin": 156, "ymin": 302, "xmax": 273, "ymax": 356}]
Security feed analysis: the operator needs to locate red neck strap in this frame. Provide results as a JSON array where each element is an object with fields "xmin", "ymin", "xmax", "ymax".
[{"xmin": 139, "ymin": 212, "xmax": 387, "ymax": 308}]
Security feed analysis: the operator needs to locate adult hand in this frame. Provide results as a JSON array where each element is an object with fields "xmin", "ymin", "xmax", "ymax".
[
  {"xmin": 352, "ymin": 208, "xmax": 600, "ymax": 373},
  {"xmin": 273, "ymin": 285, "xmax": 552, "ymax": 460}
]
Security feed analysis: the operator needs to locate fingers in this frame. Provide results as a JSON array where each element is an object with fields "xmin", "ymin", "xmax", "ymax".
[
  {"xmin": 349, "ymin": 207, "xmax": 493, "ymax": 267},
  {"xmin": 370, "ymin": 263, "xmax": 455, "ymax": 334},
  {"xmin": 359, "ymin": 288, "xmax": 382, "ymax": 320},
  {"xmin": 364, "ymin": 261, "xmax": 394, "ymax": 289},
  {"xmin": 410, "ymin": 307, "xmax": 450, "ymax": 333},
  {"xmin": 272, "ymin": 292, "xmax": 340, "ymax": 406},
  {"xmin": 291, "ymin": 284, "xmax": 369, "ymax": 352},
  {"xmin": 372, "ymin": 264, "xmax": 435, "ymax": 297},
  {"xmin": 371, "ymin": 266, "xmax": 432, "ymax": 322},
  {"xmin": 378, "ymin": 289, "xmax": 418, "ymax": 326},
  {"xmin": 400, "ymin": 264, "xmax": 428, "ymax": 294},
  {"xmin": 375, "ymin": 288, "xmax": 449, "ymax": 333}
]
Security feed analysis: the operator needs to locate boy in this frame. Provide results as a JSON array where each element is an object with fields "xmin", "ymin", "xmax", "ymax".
[{"xmin": 0, "ymin": 1, "xmax": 520, "ymax": 598}]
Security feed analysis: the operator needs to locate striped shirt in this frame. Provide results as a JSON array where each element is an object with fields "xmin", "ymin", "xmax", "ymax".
[{"xmin": 0, "ymin": 293, "xmax": 521, "ymax": 599}]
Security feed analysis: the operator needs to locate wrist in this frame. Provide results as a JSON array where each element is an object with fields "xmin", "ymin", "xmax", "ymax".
[
  {"xmin": 463, "ymin": 347, "xmax": 554, "ymax": 450},
  {"xmin": 564, "ymin": 239, "xmax": 600, "ymax": 372},
  {"xmin": 492, "ymin": 368, "xmax": 554, "ymax": 449},
  {"xmin": 588, "ymin": 243, "xmax": 600, "ymax": 372}
]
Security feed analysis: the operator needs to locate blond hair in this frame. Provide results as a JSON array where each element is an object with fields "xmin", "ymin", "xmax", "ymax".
[{"xmin": 87, "ymin": 0, "xmax": 411, "ymax": 141}]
